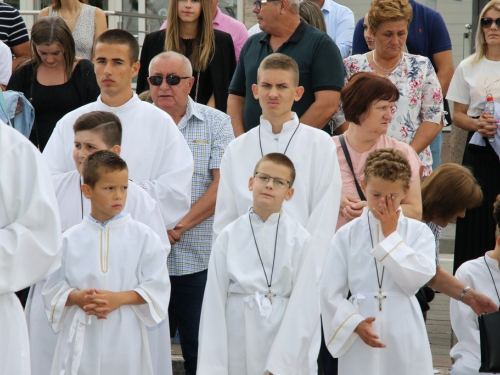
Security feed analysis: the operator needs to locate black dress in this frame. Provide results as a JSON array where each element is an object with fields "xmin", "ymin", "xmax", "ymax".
[
  {"xmin": 7, "ymin": 59, "xmax": 100, "ymax": 150},
  {"xmin": 453, "ymin": 131, "xmax": 500, "ymax": 274},
  {"xmin": 136, "ymin": 29, "xmax": 236, "ymax": 113}
]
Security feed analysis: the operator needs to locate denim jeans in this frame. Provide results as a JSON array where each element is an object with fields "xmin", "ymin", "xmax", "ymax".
[
  {"xmin": 430, "ymin": 130, "xmax": 443, "ymax": 172},
  {"xmin": 169, "ymin": 269, "xmax": 208, "ymax": 375}
]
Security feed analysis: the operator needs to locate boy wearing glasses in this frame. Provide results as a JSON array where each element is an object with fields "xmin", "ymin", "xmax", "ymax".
[{"xmin": 198, "ymin": 153, "xmax": 320, "ymax": 375}]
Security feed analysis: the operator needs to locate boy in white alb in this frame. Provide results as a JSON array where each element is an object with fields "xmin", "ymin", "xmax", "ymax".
[
  {"xmin": 42, "ymin": 151, "xmax": 170, "ymax": 375},
  {"xmin": 198, "ymin": 153, "xmax": 319, "ymax": 375},
  {"xmin": 213, "ymin": 53, "xmax": 341, "ymax": 280},
  {"xmin": 27, "ymin": 111, "xmax": 171, "ymax": 375},
  {"xmin": 320, "ymin": 149, "xmax": 436, "ymax": 375}
]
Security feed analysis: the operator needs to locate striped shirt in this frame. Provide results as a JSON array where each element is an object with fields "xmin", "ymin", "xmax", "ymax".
[
  {"xmin": 0, "ymin": 3, "xmax": 29, "ymax": 48},
  {"xmin": 167, "ymin": 97, "xmax": 234, "ymax": 276},
  {"xmin": 424, "ymin": 220, "xmax": 442, "ymax": 266}
]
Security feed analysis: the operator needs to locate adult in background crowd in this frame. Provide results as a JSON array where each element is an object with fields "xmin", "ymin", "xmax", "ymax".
[
  {"xmin": 8, "ymin": 17, "xmax": 99, "ymax": 152},
  {"xmin": 447, "ymin": 0, "xmax": 500, "ymax": 273},
  {"xmin": 229, "ymin": 0, "xmax": 344, "ymax": 136},
  {"xmin": 159, "ymin": 0, "xmax": 248, "ymax": 61},
  {"xmin": 39, "ymin": 0, "xmax": 108, "ymax": 60},
  {"xmin": 42, "ymin": 29, "xmax": 194, "ymax": 233},
  {"xmin": 136, "ymin": 0, "xmax": 236, "ymax": 113},
  {"xmin": 299, "ymin": 1, "xmax": 327, "ymax": 32},
  {"xmin": 147, "ymin": 51, "xmax": 233, "ymax": 375},
  {"xmin": 0, "ymin": 120, "xmax": 62, "ymax": 375},
  {"xmin": 333, "ymin": 0, "xmax": 443, "ymax": 177},
  {"xmin": 0, "ymin": 2, "xmax": 30, "ymax": 70},
  {"xmin": 352, "ymin": 0, "xmax": 454, "ymax": 170}
]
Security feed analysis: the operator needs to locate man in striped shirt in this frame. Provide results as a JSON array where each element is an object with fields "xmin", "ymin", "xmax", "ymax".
[{"xmin": 0, "ymin": 2, "xmax": 30, "ymax": 71}]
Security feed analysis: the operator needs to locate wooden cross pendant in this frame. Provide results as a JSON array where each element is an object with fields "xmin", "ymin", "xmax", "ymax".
[
  {"xmin": 266, "ymin": 288, "xmax": 275, "ymax": 304},
  {"xmin": 374, "ymin": 289, "xmax": 386, "ymax": 311}
]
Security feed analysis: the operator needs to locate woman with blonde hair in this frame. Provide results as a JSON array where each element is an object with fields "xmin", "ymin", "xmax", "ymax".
[
  {"xmin": 38, "ymin": 0, "xmax": 107, "ymax": 60},
  {"xmin": 447, "ymin": 0, "xmax": 500, "ymax": 273},
  {"xmin": 333, "ymin": 0, "xmax": 444, "ymax": 177},
  {"xmin": 299, "ymin": 1, "xmax": 326, "ymax": 33},
  {"xmin": 136, "ymin": 0, "xmax": 235, "ymax": 112},
  {"xmin": 7, "ymin": 17, "xmax": 99, "ymax": 151}
]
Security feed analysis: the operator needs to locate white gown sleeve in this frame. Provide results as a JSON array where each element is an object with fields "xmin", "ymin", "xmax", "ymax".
[
  {"xmin": 136, "ymin": 126, "xmax": 193, "ymax": 230},
  {"xmin": 370, "ymin": 227, "xmax": 436, "ymax": 296},
  {"xmin": 212, "ymin": 150, "xmax": 239, "ymax": 243},
  {"xmin": 305, "ymin": 138, "xmax": 342, "ymax": 280},
  {"xmin": 42, "ymin": 117, "xmax": 72, "ymax": 175},
  {"xmin": 320, "ymin": 231, "xmax": 365, "ymax": 357},
  {"xmin": 132, "ymin": 230, "xmax": 170, "ymax": 326},
  {"xmin": 197, "ymin": 238, "xmax": 230, "ymax": 375},
  {"xmin": 266, "ymin": 236, "xmax": 320, "ymax": 374},
  {"xmin": 0, "ymin": 132, "xmax": 62, "ymax": 294},
  {"xmin": 143, "ymin": 200, "xmax": 171, "ymax": 257}
]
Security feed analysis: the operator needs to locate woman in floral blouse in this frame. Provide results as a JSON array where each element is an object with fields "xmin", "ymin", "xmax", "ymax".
[{"xmin": 333, "ymin": 0, "xmax": 443, "ymax": 177}]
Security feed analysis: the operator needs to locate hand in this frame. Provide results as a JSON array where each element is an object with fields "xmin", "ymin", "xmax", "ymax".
[
  {"xmin": 340, "ymin": 194, "xmax": 360, "ymax": 211},
  {"xmin": 67, "ymin": 289, "xmax": 94, "ymax": 310},
  {"xmin": 462, "ymin": 288, "xmax": 499, "ymax": 315},
  {"xmin": 477, "ymin": 113, "xmax": 499, "ymax": 138},
  {"xmin": 354, "ymin": 317, "xmax": 386, "ymax": 348},
  {"xmin": 83, "ymin": 289, "xmax": 124, "ymax": 319},
  {"xmin": 167, "ymin": 223, "xmax": 184, "ymax": 245},
  {"xmin": 14, "ymin": 98, "xmax": 23, "ymax": 116},
  {"xmin": 343, "ymin": 201, "xmax": 368, "ymax": 222},
  {"xmin": 371, "ymin": 195, "xmax": 399, "ymax": 237}
]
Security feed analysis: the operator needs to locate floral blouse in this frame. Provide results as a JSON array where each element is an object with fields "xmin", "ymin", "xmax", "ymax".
[{"xmin": 333, "ymin": 52, "xmax": 443, "ymax": 176}]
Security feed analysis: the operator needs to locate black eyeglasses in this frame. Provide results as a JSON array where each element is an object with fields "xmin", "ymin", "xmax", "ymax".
[
  {"xmin": 481, "ymin": 18, "xmax": 500, "ymax": 28},
  {"xmin": 254, "ymin": 172, "xmax": 291, "ymax": 189},
  {"xmin": 149, "ymin": 74, "xmax": 191, "ymax": 86},
  {"xmin": 253, "ymin": 0, "xmax": 279, "ymax": 10}
]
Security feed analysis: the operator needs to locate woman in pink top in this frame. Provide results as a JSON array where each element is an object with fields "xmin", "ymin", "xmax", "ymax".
[{"xmin": 334, "ymin": 72, "xmax": 423, "ymax": 230}]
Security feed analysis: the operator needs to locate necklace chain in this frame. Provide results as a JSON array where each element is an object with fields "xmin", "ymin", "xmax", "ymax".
[
  {"xmin": 57, "ymin": 4, "xmax": 83, "ymax": 23},
  {"xmin": 368, "ymin": 213, "xmax": 385, "ymax": 290},
  {"xmin": 372, "ymin": 51, "xmax": 403, "ymax": 76},
  {"xmin": 248, "ymin": 212, "xmax": 280, "ymax": 290},
  {"xmin": 259, "ymin": 120, "xmax": 301, "ymax": 157},
  {"xmin": 100, "ymin": 228, "xmax": 110, "ymax": 273}
]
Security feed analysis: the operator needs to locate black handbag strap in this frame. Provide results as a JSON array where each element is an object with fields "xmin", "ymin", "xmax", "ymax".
[
  {"xmin": 339, "ymin": 134, "xmax": 366, "ymax": 201},
  {"xmin": 484, "ymin": 255, "xmax": 500, "ymax": 307}
]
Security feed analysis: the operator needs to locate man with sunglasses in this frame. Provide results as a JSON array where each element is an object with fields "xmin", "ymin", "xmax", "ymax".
[
  {"xmin": 42, "ymin": 30, "xmax": 194, "ymax": 234},
  {"xmin": 148, "ymin": 51, "xmax": 234, "ymax": 375},
  {"xmin": 227, "ymin": 0, "xmax": 344, "ymax": 137}
]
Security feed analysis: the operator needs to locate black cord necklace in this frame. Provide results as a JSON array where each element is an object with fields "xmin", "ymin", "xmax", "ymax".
[
  {"xmin": 368, "ymin": 212, "xmax": 386, "ymax": 311},
  {"xmin": 258, "ymin": 119, "xmax": 301, "ymax": 157},
  {"xmin": 248, "ymin": 211, "xmax": 281, "ymax": 304}
]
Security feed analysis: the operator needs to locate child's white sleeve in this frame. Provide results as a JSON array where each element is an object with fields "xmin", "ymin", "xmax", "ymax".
[
  {"xmin": 370, "ymin": 225, "xmax": 436, "ymax": 296},
  {"xmin": 197, "ymin": 238, "xmax": 230, "ymax": 375},
  {"xmin": 42, "ymin": 240, "xmax": 76, "ymax": 333},
  {"xmin": 320, "ymin": 232, "xmax": 364, "ymax": 358},
  {"xmin": 132, "ymin": 230, "xmax": 170, "ymax": 327}
]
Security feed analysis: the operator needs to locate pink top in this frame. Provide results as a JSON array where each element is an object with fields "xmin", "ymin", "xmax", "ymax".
[
  {"xmin": 333, "ymin": 134, "xmax": 423, "ymax": 230},
  {"xmin": 159, "ymin": 7, "xmax": 248, "ymax": 60}
]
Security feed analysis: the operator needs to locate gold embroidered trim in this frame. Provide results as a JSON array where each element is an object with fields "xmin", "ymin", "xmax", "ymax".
[
  {"xmin": 100, "ymin": 228, "xmax": 110, "ymax": 273},
  {"xmin": 327, "ymin": 312, "xmax": 360, "ymax": 347},
  {"xmin": 51, "ymin": 288, "xmax": 72, "ymax": 326},
  {"xmin": 138, "ymin": 288, "xmax": 165, "ymax": 320},
  {"xmin": 379, "ymin": 240, "xmax": 403, "ymax": 262}
]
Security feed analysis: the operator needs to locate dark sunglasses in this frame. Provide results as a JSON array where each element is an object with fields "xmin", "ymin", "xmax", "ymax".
[
  {"xmin": 481, "ymin": 18, "xmax": 500, "ymax": 28},
  {"xmin": 149, "ymin": 74, "xmax": 191, "ymax": 86},
  {"xmin": 253, "ymin": 0, "xmax": 279, "ymax": 10}
]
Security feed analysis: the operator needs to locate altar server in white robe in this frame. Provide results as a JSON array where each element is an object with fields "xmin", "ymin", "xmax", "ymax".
[
  {"xmin": 320, "ymin": 149, "xmax": 436, "ymax": 375},
  {"xmin": 0, "ymin": 121, "xmax": 62, "ymax": 375},
  {"xmin": 42, "ymin": 29, "xmax": 193, "ymax": 230},
  {"xmin": 198, "ymin": 153, "xmax": 320, "ymax": 375},
  {"xmin": 449, "ymin": 196, "xmax": 500, "ymax": 375},
  {"xmin": 27, "ymin": 112, "xmax": 171, "ymax": 375},
  {"xmin": 43, "ymin": 151, "xmax": 170, "ymax": 375},
  {"xmin": 213, "ymin": 53, "xmax": 341, "ymax": 280}
]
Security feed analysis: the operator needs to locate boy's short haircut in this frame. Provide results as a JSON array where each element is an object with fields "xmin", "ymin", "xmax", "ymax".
[
  {"xmin": 421, "ymin": 163, "xmax": 482, "ymax": 223},
  {"xmin": 364, "ymin": 148, "xmax": 411, "ymax": 189},
  {"xmin": 73, "ymin": 111, "xmax": 123, "ymax": 148},
  {"xmin": 257, "ymin": 54, "xmax": 300, "ymax": 87},
  {"xmin": 82, "ymin": 150, "xmax": 128, "ymax": 188},
  {"xmin": 94, "ymin": 29, "xmax": 139, "ymax": 63},
  {"xmin": 253, "ymin": 152, "xmax": 296, "ymax": 186}
]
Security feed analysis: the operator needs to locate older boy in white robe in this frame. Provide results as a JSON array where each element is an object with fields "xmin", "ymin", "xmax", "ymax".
[
  {"xmin": 27, "ymin": 111, "xmax": 171, "ymax": 375},
  {"xmin": 0, "ymin": 121, "xmax": 62, "ymax": 375},
  {"xmin": 43, "ymin": 151, "xmax": 170, "ymax": 375},
  {"xmin": 449, "ymin": 196, "xmax": 500, "ymax": 375},
  {"xmin": 321, "ymin": 149, "xmax": 436, "ymax": 375},
  {"xmin": 198, "ymin": 153, "xmax": 319, "ymax": 375},
  {"xmin": 213, "ymin": 53, "xmax": 341, "ymax": 281},
  {"xmin": 42, "ymin": 29, "xmax": 193, "ymax": 230}
]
